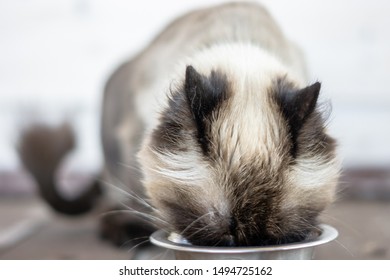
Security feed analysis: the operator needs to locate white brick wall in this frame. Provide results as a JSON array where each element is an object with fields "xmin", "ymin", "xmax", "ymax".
[{"xmin": 0, "ymin": 0, "xmax": 389, "ymax": 170}]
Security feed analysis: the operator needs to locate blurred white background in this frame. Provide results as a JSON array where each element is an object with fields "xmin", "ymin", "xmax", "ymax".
[{"xmin": 0, "ymin": 0, "xmax": 389, "ymax": 172}]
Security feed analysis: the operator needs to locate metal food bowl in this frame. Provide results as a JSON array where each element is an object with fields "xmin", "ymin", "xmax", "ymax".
[{"xmin": 150, "ymin": 224, "xmax": 338, "ymax": 260}]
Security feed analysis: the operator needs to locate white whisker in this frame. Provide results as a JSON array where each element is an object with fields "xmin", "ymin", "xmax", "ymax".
[
  {"xmin": 334, "ymin": 239, "xmax": 355, "ymax": 258},
  {"xmin": 117, "ymin": 161, "xmax": 142, "ymax": 173},
  {"xmin": 119, "ymin": 204, "xmax": 170, "ymax": 227},
  {"xmin": 98, "ymin": 178, "xmax": 156, "ymax": 211},
  {"xmin": 179, "ymin": 211, "xmax": 215, "ymax": 238},
  {"xmin": 128, "ymin": 239, "xmax": 151, "ymax": 257},
  {"xmin": 120, "ymin": 236, "xmax": 150, "ymax": 250},
  {"xmin": 320, "ymin": 213, "xmax": 361, "ymax": 237},
  {"xmin": 100, "ymin": 206, "xmax": 169, "ymax": 230}
]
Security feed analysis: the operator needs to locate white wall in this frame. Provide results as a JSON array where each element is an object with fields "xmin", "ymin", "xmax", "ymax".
[{"xmin": 0, "ymin": 0, "xmax": 389, "ymax": 171}]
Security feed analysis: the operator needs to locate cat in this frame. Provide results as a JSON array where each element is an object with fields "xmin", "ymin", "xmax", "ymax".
[{"xmin": 19, "ymin": 2, "xmax": 340, "ymax": 247}]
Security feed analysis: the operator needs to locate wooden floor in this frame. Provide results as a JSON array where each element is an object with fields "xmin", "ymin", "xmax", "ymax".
[
  {"xmin": 0, "ymin": 172, "xmax": 390, "ymax": 260},
  {"xmin": 1, "ymin": 195, "xmax": 389, "ymax": 260}
]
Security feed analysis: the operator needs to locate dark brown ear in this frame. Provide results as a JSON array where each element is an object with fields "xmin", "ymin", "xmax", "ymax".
[
  {"xmin": 276, "ymin": 82, "xmax": 321, "ymax": 156},
  {"xmin": 184, "ymin": 65, "xmax": 229, "ymax": 154},
  {"xmin": 185, "ymin": 66, "xmax": 228, "ymax": 119}
]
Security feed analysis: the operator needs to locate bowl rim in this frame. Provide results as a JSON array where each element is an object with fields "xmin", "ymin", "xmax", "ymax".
[{"xmin": 150, "ymin": 224, "xmax": 338, "ymax": 253}]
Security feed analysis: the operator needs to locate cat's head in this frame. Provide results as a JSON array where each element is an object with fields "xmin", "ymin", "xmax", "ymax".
[{"xmin": 138, "ymin": 45, "xmax": 340, "ymax": 246}]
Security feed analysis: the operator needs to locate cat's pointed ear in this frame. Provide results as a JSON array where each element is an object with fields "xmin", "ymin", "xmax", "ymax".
[
  {"xmin": 185, "ymin": 65, "xmax": 203, "ymax": 94},
  {"xmin": 288, "ymin": 82, "xmax": 321, "ymax": 125},
  {"xmin": 277, "ymin": 81, "xmax": 321, "ymax": 154},
  {"xmin": 184, "ymin": 65, "xmax": 229, "ymax": 154},
  {"xmin": 184, "ymin": 65, "xmax": 206, "ymax": 122},
  {"xmin": 184, "ymin": 65, "xmax": 229, "ymax": 120}
]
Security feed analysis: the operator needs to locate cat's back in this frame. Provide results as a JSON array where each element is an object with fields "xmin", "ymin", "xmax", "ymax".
[
  {"xmin": 131, "ymin": 2, "xmax": 300, "ymax": 86},
  {"xmin": 123, "ymin": 2, "xmax": 305, "ymax": 127}
]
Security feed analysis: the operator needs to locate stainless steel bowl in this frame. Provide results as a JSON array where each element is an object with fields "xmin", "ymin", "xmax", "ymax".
[{"xmin": 150, "ymin": 224, "xmax": 338, "ymax": 260}]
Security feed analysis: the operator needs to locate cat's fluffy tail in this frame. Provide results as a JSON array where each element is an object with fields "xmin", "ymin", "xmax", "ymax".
[{"xmin": 18, "ymin": 122, "xmax": 102, "ymax": 215}]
